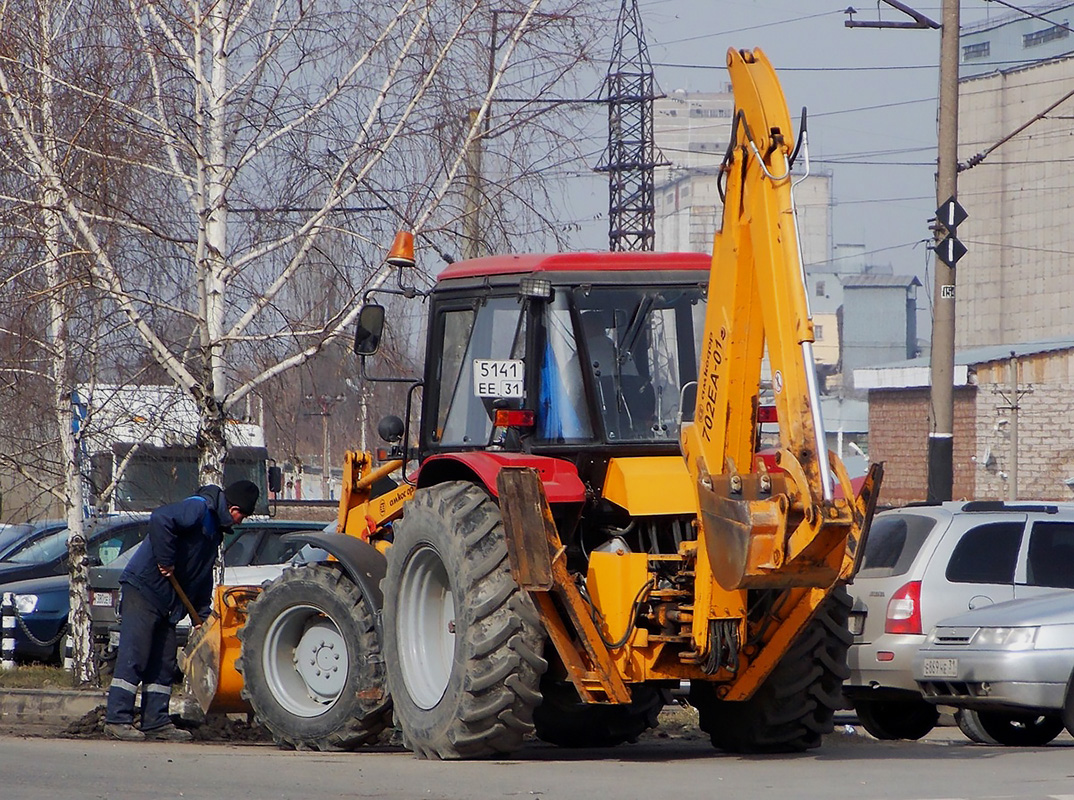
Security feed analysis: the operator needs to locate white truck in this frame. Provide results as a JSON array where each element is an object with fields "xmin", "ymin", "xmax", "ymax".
[{"xmin": 73, "ymin": 384, "xmax": 277, "ymax": 514}]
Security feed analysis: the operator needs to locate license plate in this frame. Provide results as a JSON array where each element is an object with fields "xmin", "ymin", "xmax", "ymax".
[
  {"xmin": 848, "ymin": 612, "xmax": 865, "ymax": 636},
  {"xmin": 922, "ymin": 657, "xmax": 959, "ymax": 678},
  {"xmin": 90, "ymin": 591, "xmax": 114, "ymax": 608}
]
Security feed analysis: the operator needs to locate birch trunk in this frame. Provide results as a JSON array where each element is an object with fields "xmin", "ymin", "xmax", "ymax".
[{"xmin": 36, "ymin": 0, "xmax": 95, "ymax": 685}]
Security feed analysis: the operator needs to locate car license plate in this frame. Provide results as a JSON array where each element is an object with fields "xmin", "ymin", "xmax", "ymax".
[
  {"xmin": 90, "ymin": 590, "xmax": 114, "ymax": 608},
  {"xmin": 922, "ymin": 657, "xmax": 958, "ymax": 678}
]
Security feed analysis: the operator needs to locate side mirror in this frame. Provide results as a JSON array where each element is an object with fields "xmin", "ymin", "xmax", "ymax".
[
  {"xmin": 378, "ymin": 415, "xmax": 405, "ymax": 443},
  {"xmin": 355, "ymin": 304, "xmax": 385, "ymax": 356},
  {"xmin": 267, "ymin": 465, "xmax": 283, "ymax": 494}
]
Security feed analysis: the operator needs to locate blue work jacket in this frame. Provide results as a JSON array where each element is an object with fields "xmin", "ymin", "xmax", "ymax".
[{"xmin": 121, "ymin": 485, "xmax": 230, "ymax": 624}]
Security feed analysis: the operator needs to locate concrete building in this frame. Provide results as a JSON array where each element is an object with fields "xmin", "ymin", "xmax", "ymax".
[
  {"xmin": 652, "ymin": 89, "xmax": 832, "ymax": 267},
  {"xmin": 960, "ymin": 2, "xmax": 1074, "ymax": 79},
  {"xmin": 841, "ymin": 274, "xmax": 922, "ymax": 389},
  {"xmin": 956, "ymin": 5, "xmax": 1074, "ymax": 348},
  {"xmin": 856, "ymin": 339, "xmax": 1074, "ymax": 505}
]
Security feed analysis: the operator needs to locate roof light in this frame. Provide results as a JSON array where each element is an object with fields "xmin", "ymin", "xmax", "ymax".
[
  {"xmin": 386, "ymin": 231, "xmax": 415, "ymax": 269},
  {"xmin": 518, "ymin": 276, "xmax": 553, "ymax": 300}
]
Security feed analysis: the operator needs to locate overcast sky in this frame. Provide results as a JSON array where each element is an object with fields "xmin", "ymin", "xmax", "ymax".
[{"xmin": 564, "ymin": 1, "xmax": 1006, "ymax": 284}]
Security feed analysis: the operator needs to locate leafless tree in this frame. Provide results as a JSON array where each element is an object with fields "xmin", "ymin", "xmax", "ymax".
[{"xmin": 0, "ymin": 0, "xmax": 607, "ymax": 680}]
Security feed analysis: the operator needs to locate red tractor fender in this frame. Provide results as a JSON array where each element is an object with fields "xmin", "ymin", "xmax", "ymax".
[{"xmin": 415, "ymin": 452, "xmax": 586, "ymax": 503}]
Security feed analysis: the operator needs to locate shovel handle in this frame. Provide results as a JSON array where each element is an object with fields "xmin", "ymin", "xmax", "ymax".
[{"xmin": 167, "ymin": 574, "xmax": 203, "ymax": 627}]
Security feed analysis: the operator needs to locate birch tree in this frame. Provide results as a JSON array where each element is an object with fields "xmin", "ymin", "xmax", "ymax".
[
  {"xmin": 2, "ymin": 0, "xmax": 607, "ymax": 486},
  {"xmin": 1, "ymin": 0, "xmax": 607, "ymax": 679}
]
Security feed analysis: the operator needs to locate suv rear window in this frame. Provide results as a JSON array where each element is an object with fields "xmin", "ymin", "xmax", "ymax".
[
  {"xmin": 858, "ymin": 513, "xmax": 936, "ymax": 577},
  {"xmin": 1026, "ymin": 521, "xmax": 1074, "ymax": 589},
  {"xmin": 945, "ymin": 521, "xmax": 1022, "ymax": 584}
]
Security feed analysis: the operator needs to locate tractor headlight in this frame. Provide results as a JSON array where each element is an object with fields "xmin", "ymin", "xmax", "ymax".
[{"xmin": 13, "ymin": 594, "xmax": 38, "ymax": 614}]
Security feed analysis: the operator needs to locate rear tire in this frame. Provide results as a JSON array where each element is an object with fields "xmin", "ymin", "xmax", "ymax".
[
  {"xmin": 236, "ymin": 564, "xmax": 391, "ymax": 751},
  {"xmin": 854, "ymin": 697, "xmax": 939, "ymax": 740},
  {"xmin": 533, "ymin": 680, "xmax": 665, "ymax": 748},
  {"xmin": 972, "ymin": 709, "xmax": 1064, "ymax": 746},
  {"xmin": 383, "ymin": 481, "xmax": 548, "ymax": 760},
  {"xmin": 691, "ymin": 587, "xmax": 853, "ymax": 753}
]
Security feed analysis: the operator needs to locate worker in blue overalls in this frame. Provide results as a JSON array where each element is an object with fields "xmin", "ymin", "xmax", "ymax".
[{"xmin": 104, "ymin": 480, "xmax": 259, "ymax": 741}]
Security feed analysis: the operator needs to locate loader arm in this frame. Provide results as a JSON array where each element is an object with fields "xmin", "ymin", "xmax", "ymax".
[{"xmin": 680, "ymin": 48, "xmax": 881, "ymax": 593}]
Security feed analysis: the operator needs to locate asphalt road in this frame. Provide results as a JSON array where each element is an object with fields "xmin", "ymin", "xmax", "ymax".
[{"xmin": 1, "ymin": 726, "xmax": 1072, "ymax": 800}]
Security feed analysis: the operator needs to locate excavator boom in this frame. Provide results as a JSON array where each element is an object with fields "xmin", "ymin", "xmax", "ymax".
[{"xmin": 681, "ymin": 48, "xmax": 881, "ymax": 592}]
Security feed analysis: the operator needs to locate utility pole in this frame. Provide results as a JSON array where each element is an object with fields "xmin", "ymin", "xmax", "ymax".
[
  {"xmin": 927, "ymin": 0, "xmax": 961, "ymax": 502},
  {"xmin": 993, "ymin": 353, "xmax": 1032, "ymax": 501},
  {"xmin": 847, "ymin": 1, "xmax": 960, "ymax": 502},
  {"xmin": 305, "ymin": 393, "xmax": 344, "ymax": 500}
]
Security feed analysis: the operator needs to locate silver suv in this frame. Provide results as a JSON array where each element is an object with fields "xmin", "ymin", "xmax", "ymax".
[{"xmin": 845, "ymin": 500, "xmax": 1074, "ymax": 739}]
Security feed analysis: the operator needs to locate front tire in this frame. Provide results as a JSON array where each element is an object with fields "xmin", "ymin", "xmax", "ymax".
[
  {"xmin": 854, "ymin": 697, "xmax": 939, "ymax": 740},
  {"xmin": 383, "ymin": 481, "xmax": 547, "ymax": 759},
  {"xmin": 691, "ymin": 587, "xmax": 853, "ymax": 753},
  {"xmin": 236, "ymin": 564, "xmax": 391, "ymax": 751}
]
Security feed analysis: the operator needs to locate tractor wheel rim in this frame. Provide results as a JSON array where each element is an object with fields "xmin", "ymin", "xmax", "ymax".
[
  {"xmin": 263, "ymin": 604, "xmax": 348, "ymax": 717},
  {"xmin": 397, "ymin": 544, "xmax": 455, "ymax": 710}
]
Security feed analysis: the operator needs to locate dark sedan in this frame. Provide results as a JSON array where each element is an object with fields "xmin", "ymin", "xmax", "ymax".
[{"xmin": 0, "ymin": 515, "xmax": 152, "ymax": 662}]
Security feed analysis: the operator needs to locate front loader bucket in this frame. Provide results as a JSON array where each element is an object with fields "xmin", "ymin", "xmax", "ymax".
[
  {"xmin": 180, "ymin": 585, "xmax": 259, "ymax": 715},
  {"xmin": 182, "ymin": 616, "xmax": 222, "ymax": 715}
]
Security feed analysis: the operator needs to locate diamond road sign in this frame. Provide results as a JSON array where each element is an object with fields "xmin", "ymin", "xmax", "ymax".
[
  {"xmin": 936, "ymin": 197, "xmax": 968, "ymax": 230},
  {"xmin": 935, "ymin": 234, "xmax": 967, "ymax": 267}
]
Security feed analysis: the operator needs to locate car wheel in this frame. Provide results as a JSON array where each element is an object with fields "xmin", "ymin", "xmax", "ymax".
[
  {"xmin": 974, "ymin": 710, "xmax": 1064, "ymax": 746},
  {"xmin": 954, "ymin": 708, "xmax": 997, "ymax": 744},
  {"xmin": 854, "ymin": 697, "xmax": 938, "ymax": 740}
]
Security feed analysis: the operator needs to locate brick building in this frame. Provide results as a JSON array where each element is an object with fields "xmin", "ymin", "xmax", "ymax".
[{"xmin": 855, "ymin": 339, "xmax": 1074, "ymax": 505}]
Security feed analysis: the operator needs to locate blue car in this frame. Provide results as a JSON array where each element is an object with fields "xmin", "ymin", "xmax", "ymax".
[
  {"xmin": 0, "ymin": 515, "xmax": 152, "ymax": 663},
  {"xmin": 2, "ymin": 573, "xmax": 71, "ymax": 662}
]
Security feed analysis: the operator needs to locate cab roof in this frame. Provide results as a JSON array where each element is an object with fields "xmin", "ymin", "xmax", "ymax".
[{"xmin": 436, "ymin": 251, "xmax": 710, "ymax": 282}]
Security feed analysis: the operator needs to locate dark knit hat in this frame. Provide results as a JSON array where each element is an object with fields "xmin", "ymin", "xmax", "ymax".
[{"xmin": 224, "ymin": 479, "xmax": 260, "ymax": 515}]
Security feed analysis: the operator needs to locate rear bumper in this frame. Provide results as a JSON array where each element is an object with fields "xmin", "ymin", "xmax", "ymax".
[
  {"xmin": 913, "ymin": 647, "xmax": 1071, "ymax": 713},
  {"xmin": 846, "ymin": 633, "xmax": 927, "ymax": 695}
]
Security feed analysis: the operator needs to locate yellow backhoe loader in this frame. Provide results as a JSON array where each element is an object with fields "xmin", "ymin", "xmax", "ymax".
[{"xmin": 183, "ymin": 47, "xmax": 881, "ymax": 758}]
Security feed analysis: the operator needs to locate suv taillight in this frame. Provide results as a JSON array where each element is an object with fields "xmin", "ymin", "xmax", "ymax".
[{"xmin": 885, "ymin": 580, "xmax": 922, "ymax": 635}]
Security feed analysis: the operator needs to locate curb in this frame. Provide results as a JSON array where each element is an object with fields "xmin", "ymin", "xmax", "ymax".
[{"xmin": 0, "ymin": 688, "xmax": 106, "ymax": 734}]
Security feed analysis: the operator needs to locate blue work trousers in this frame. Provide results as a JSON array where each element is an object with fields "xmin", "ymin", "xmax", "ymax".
[{"xmin": 104, "ymin": 584, "xmax": 178, "ymax": 731}]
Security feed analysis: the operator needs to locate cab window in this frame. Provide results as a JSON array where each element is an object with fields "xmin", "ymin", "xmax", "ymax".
[{"xmin": 434, "ymin": 296, "xmax": 526, "ymax": 447}]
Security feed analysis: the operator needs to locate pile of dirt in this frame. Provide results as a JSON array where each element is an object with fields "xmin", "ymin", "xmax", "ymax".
[{"xmin": 64, "ymin": 705, "xmax": 274, "ymax": 743}]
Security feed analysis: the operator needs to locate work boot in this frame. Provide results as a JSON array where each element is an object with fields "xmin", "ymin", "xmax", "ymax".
[
  {"xmin": 105, "ymin": 723, "xmax": 145, "ymax": 741},
  {"xmin": 143, "ymin": 722, "xmax": 193, "ymax": 742}
]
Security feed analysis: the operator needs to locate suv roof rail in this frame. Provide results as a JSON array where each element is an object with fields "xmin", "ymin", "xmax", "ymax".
[{"xmin": 960, "ymin": 500, "xmax": 1059, "ymax": 514}]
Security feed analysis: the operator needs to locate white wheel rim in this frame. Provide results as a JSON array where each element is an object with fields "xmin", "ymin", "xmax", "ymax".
[
  {"xmin": 263, "ymin": 604, "xmax": 349, "ymax": 717},
  {"xmin": 397, "ymin": 544, "xmax": 455, "ymax": 709}
]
